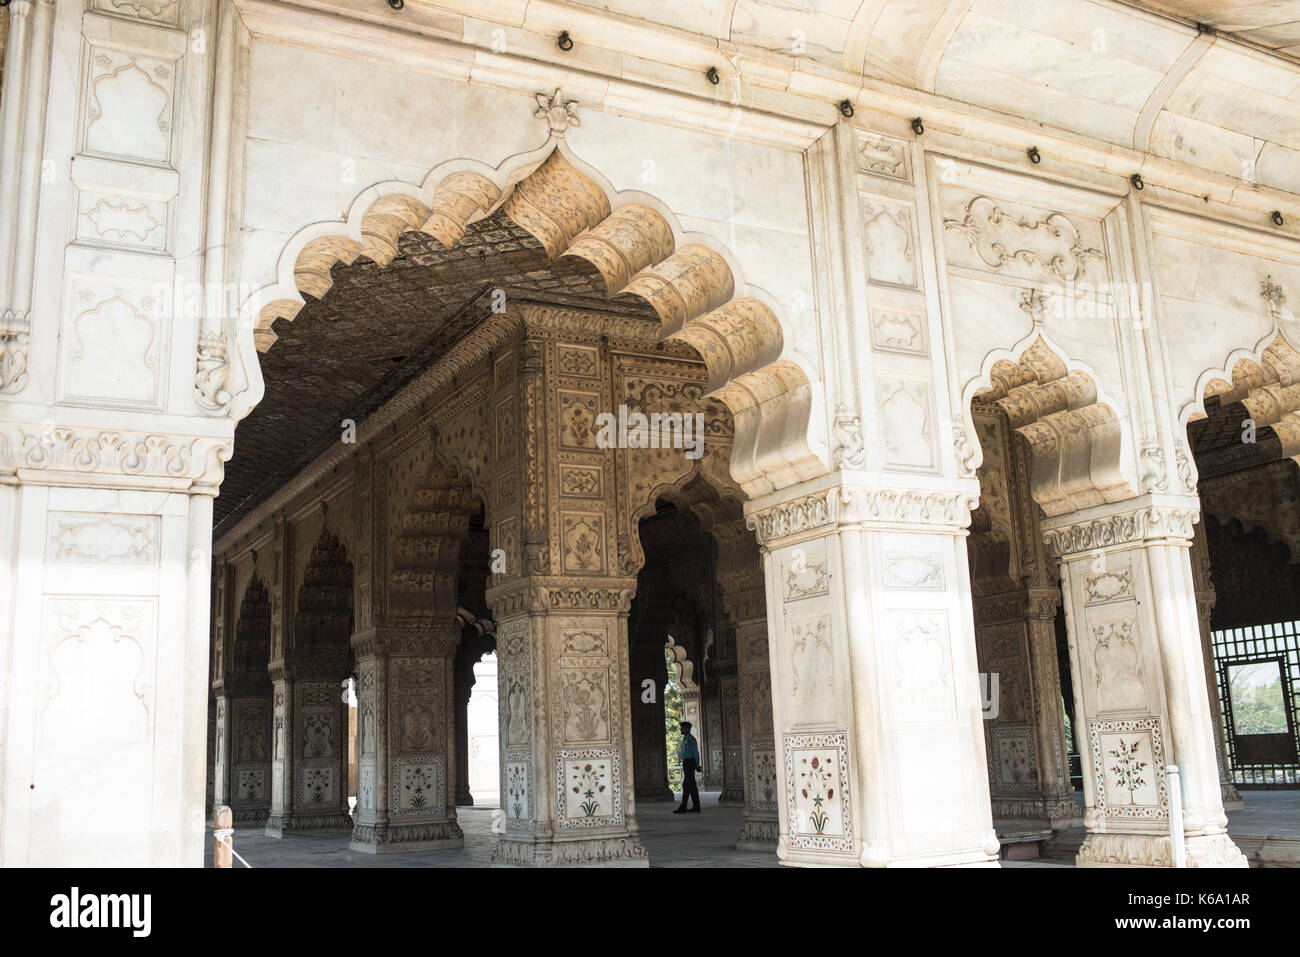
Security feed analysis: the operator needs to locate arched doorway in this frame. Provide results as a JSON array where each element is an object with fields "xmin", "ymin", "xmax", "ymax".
[{"xmin": 211, "ymin": 139, "xmax": 812, "ymax": 865}]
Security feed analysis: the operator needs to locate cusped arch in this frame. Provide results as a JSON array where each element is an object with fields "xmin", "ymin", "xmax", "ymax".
[
  {"xmin": 232, "ymin": 571, "xmax": 271, "ymax": 677},
  {"xmin": 1184, "ymin": 328, "xmax": 1300, "ymax": 463},
  {"xmin": 234, "ymin": 139, "xmax": 821, "ymax": 499},
  {"xmin": 963, "ymin": 333, "xmax": 1134, "ymax": 517},
  {"xmin": 664, "ymin": 635, "xmax": 700, "ymax": 693},
  {"xmin": 388, "ymin": 462, "xmax": 478, "ymax": 630},
  {"xmin": 624, "ymin": 466, "xmax": 745, "ymax": 580},
  {"xmin": 294, "ymin": 525, "xmax": 353, "ymax": 655}
]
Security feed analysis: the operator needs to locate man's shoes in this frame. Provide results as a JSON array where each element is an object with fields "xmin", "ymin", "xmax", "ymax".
[
  {"xmin": 688, "ymin": 807, "xmax": 701, "ymax": 812},
  {"xmin": 673, "ymin": 807, "xmax": 687, "ymax": 814}
]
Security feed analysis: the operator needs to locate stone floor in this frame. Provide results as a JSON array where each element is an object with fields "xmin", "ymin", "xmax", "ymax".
[
  {"xmin": 206, "ymin": 789, "xmax": 1300, "ymax": 868},
  {"xmin": 206, "ymin": 790, "xmax": 778, "ymax": 868}
]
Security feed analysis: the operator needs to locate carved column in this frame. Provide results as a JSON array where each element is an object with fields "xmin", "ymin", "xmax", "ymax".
[
  {"xmin": 220, "ymin": 567, "xmax": 274, "ymax": 825},
  {"xmin": 715, "ymin": 519, "xmax": 778, "ymax": 849},
  {"xmin": 974, "ymin": 591, "xmax": 1079, "ymax": 831},
  {"xmin": 1044, "ymin": 498, "xmax": 1247, "ymax": 867},
  {"xmin": 207, "ymin": 565, "xmax": 219, "ymax": 817},
  {"xmin": 485, "ymin": 324, "xmax": 648, "ymax": 867},
  {"xmin": 351, "ymin": 626, "xmax": 461, "ymax": 851},
  {"xmin": 968, "ymin": 409, "xmax": 1079, "ymax": 833},
  {"xmin": 454, "ymin": 640, "xmax": 476, "ymax": 806},
  {"xmin": 267, "ymin": 519, "xmax": 353, "ymax": 837},
  {"xmin": 628, "ymin": 615, "xmax": 671, "ymax": 802},
  {"xmin": 712, "ymin": 639, "xmax": 745, "ymax": 803},
  {"xmin": 748, "ymin": 480, "xmax": 1000, "ymax": 867},
  {"xmin": 350, "ymin": 456, "xmax": 474, "ymax": 852},
  {"xmin": 490, "ymin": 580, "xmax": 645, "ymax": 866},
  {"xmin": 266, "ymin": 517, "xmax": 294, "ymax": 834},
  {"xmin": 700, "ymin": 666, "xmax": 725, "ymax": 791},
  {"xmin": 1189, "ymin": 520, "xmax": 1243, "ymax": 808}
]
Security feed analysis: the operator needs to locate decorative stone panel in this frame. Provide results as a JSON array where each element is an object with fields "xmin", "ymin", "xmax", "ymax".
[
  {"xmin": 784, "ymin": 731, "xmax": 853, "ymax": 853},
  {"xmin": 556, "ymin": 748, "xmax": 624, "ymax": 829}
]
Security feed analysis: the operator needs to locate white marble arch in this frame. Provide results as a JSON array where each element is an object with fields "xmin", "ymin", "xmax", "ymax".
[
  {"xmin": 229, "ymin": 136, "xmax": 829, "ymax": 500},
  {"xmin": 958, "ymin": 327, "xmax": 1138, "ymax": 517},
  {"xmin": 1182, "ymin": 321, "xmax": 1300, "ymax": 432}
]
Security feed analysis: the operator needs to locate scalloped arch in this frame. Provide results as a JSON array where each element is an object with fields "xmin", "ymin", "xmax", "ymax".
[
  {"xmin": 962, "ymin": 332, "xmax": 1135, "ymax": 517},
  {"xmin": 1183, "ymin": 325, "xmax": 1300, "ymax": 463},
  {"xmin": 234, "ymin": 139, "xmax": 823, "ymax": 499},
  {"xmin": 387, "ymin": 461, "xmax": 478, "ymax": 630},
  {"xmin": 665, "ymin": 635, "xmax": 699, "ymax": 692}
]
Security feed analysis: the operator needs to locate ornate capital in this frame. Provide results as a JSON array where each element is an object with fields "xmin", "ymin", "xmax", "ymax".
[
  {"xmin": 0, "ymin": 424, "xmax": 233, "ymax": 492},
  {"xmin": 746, "ymin": 482, "xmax": 979, "ymax": 545},
  {"xmin": 486, "ymin": 576, "xmax": 638, "ymax": 616},
  {"xmin": 1040, "ymin": 499, "xmax": 1199, "ymax": 558}
]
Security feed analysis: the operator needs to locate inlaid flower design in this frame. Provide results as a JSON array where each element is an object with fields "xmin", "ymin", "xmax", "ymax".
[
  {"xmin": 570, "ymin": 762, "xmax": 607, "ymax": 817},
  {"xmin": 799, "ymin": 755, "xmax": 835, "ymax": 834}
]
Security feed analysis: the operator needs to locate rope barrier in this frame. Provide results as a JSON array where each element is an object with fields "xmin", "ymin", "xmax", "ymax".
[{"xmin": 209, "ymin": 825, "xmax": 253, "ymax": 868}]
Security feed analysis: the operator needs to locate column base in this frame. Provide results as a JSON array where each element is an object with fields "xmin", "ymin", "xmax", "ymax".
[
  {"xmin": 265, "ymin": 812, "xmax": 353, "ymax": 838},
  {"xmin": 455, "ymin": 786, "xmax": 474, "ymax": 807},
  {"xmin": 717, "ymin": 788, "xmax": 745, "ymax": 805},
  {"xmin": 991, "ymin": 795, "xmax": 1085, "ymax": 831},
  {"xmin": 635, "ymin": 786, "xmax": 674, "ymax": 802},
  {"xmin": 231, "ymin": 805, "xmax": 270, "ymax": 826},
  {"xmin": 491, "ymin": 835, "xmax": 649, "ymax": 867},
  {"xmin": 1221, "ymin": 782, "xmax": 1244, "ymax": 809},
  {"xmin": 350, "ymin": 820, "xmax": 465, "ymax": 853},
  {"xmin": 736, "ymin": 816, "xmax": 778, "ymax": 851},
  {"xmin": 1076, "ymin": 831, "xmax": 1249, "ymax": 867}
]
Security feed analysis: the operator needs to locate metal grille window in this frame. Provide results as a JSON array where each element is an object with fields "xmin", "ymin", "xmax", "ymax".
[{"xmin": 1211, "ymin": 620, "xmax": 1300, "ymax": 786}]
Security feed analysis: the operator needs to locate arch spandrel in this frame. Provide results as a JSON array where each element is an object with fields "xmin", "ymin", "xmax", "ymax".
[{"xmin": 233, "ymin": 138, "xmax": 825, "ymax": 500}]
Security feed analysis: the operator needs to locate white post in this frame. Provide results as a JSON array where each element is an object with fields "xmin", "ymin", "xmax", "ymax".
[{"xmin": 1167, "ymin": 764, "xmax": 1186, "ymax": 868}]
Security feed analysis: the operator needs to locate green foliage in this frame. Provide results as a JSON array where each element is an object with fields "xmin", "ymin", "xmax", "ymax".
[
  {"xmin": 664, "ymin": 648, "xmax": 684, "ymax": 764},
  {"xmin": 1230, "ymin": 672, "xmax": 1288, "ymax": 736}
]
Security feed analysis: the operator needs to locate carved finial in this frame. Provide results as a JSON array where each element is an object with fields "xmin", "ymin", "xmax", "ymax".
[
  {"xmin": 534, "ymin": 88, "xmax": 580, "ymax": 136},
  {"xmin": 1019, "ymin": 287, "xmax": 1050, "ymax": 327},
  {"xmin": 1262, "ymin": 275, "xmax": 1286, "ymax": 315}
]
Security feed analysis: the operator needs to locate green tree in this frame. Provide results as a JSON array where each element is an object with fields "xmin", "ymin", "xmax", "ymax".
[
  {"xmin": 664, "ymin": 648, "xmax": 684, "ymax": 771},
  {"xmin": 1230, "ymin": 670, "xmax": 1287, "ymax": 735}
]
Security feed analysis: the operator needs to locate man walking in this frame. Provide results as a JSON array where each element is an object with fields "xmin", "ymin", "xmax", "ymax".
[{"xmin": 673, "ymin": 721, "xmax": 701, "ymax": 814}]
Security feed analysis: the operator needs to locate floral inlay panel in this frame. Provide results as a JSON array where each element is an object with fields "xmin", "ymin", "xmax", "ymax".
[
  {"xmin": 784, "ymin": 731, "xmax": 854, "ymax": 853},
  {"xmin": 392, "ymin": 756, "xmax": 446, "ymax": 816},
  {"xmin": 1088, "ymin": 717, "xmax": 1168, "ymax": 820},
  {"xmin": 556, "ymin": 748, "xmax": 623, "ymax": 829}
]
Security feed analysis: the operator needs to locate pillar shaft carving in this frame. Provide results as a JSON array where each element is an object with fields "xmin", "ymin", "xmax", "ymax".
[
  {"xmin": 968, "ymin": 409, "xmax": 1079, "ymax": 832},
  {"xmin": 266, "ymin": 517, "xmax": 355, "ymax": 836},
  {"xmin": 746, "ymin": 477, "xmax": 998, "ymax": 867},
  {"xmin": 350, "ymin": 438, "xmax": 475, "ymax": 852},
  {"xmin": 715, "ymin": 518, "xmax": 777, "ymax": 849},
  {"xmin": 628, "ymin": 617, "xmax": 672, "ymax": 802},
  {"xmin": 1042, "ymin": 496, "xmax": 1247, "ymax": 867}
]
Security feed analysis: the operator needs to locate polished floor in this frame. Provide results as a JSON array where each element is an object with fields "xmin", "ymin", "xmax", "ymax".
[
  {"xmin": 205, "ymin": 790, "xmax": 777, "ymax": 868},
  {"xmin": 205, "ymin": 789, "xmax": 1300, "ymax": 868}
]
